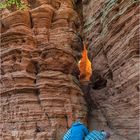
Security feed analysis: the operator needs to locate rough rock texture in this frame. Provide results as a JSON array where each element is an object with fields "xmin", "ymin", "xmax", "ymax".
[
  {"xmin": 0, "ymin": 0, "xmax": 139, "ymax": 139},
  {"xmin": 83, "ymin": 0, "xmax": 139, "ymax": 140},
  {"xmin": 0, "ymin": 1, "xmax": 87, "ymax": 139}
]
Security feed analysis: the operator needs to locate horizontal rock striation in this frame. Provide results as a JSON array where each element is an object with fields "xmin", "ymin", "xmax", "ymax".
[
  {"xmin": 0, "ymin": 1, "xmax": 87, "ymax": 139},
  {"xmin": 83, "ymin": 0, "xmax": 139, "ymax": 140}
]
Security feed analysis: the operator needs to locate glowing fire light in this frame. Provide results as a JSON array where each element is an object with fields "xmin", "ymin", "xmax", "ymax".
[{"xmin": 79, "ymin": 43, "xmax": 92, "ymax": 81}]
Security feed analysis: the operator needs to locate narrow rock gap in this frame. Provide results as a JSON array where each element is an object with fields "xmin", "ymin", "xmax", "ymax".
[
  {"xmin": 78, "ymin": 42, "xmax": 114, "ymax": 134},
  {"xmin": 29, "ymin": 11, "xmax": 34, "ymax": 28}
]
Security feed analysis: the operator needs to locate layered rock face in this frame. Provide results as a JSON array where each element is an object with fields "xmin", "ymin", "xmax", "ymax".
[
  {"xmin": 0, "ymin": 1, "xmax": 87, "ymax": 139},
  {"xmin": 83, "ymin": 0, "xmax": 139, "ymax": 139}
]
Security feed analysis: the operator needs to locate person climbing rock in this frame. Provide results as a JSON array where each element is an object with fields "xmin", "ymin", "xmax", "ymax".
[
  {"xmin": 63, "ymin": 120, "xmax": 89, "ymax": 140},
  {"xmin": 85, "ymin": 130, "xmax": 110, "ymax": 140}
]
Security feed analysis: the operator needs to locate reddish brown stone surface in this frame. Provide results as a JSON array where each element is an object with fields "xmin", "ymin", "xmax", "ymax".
[
  {"xmin": 0, "ymin": 1, "xmax": 87, "ymax": 139},
  {"xmin": 83, "ymin": 0, "xmax": 139, "ymax": 140},
  {"xmin": 0, "ymin": 0, "xmax": 139, "ymax": 140}
]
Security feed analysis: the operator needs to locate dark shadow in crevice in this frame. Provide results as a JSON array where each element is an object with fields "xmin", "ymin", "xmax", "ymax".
[
  {"xmin": 74, "ymin": 0, "xmax": 83, "ymax": 19},
  {"xmin": 90, "ymin": 70, "xmax": 107, "ymax": 90}
]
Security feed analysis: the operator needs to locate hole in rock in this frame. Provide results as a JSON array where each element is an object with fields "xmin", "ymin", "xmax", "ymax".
[{"xmin": 90, "ymin": 70, "xmax": 107, "ymax": 90}]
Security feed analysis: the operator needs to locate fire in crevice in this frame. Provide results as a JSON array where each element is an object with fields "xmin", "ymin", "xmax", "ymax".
[{"xmin": 79, "ymin": 43, "xmax": 92, "ymax": 81}]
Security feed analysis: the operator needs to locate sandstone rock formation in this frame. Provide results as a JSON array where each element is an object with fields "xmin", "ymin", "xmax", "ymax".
[
  {"xmin": 0, "ymin": 0, "xmax": 139, "ymax": 140},
  {"xmin": 83, "ymin": 0, "xmax": 139, "ymax": 140},
  {"xmin": 0, "ymin": 1, "xmax": 87, "ymax": 139}
]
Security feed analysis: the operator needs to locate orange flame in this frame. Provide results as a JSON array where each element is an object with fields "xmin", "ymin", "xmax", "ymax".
[{"xmin": 79, "ymin": 43, "xmax": 92, "ymax": 81}]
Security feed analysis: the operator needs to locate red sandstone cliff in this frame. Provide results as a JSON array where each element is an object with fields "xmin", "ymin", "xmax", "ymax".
[
  {"xmin": 0, "ymin": 1, "xmax": 87, "ymax": 139},
  {"xmin": 83, "ymin": 0, "xmax": 139, "ymax": 140},
  {"xmin": 0, "ymin": 0, "xmax": 139, "ymax": 140}
]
